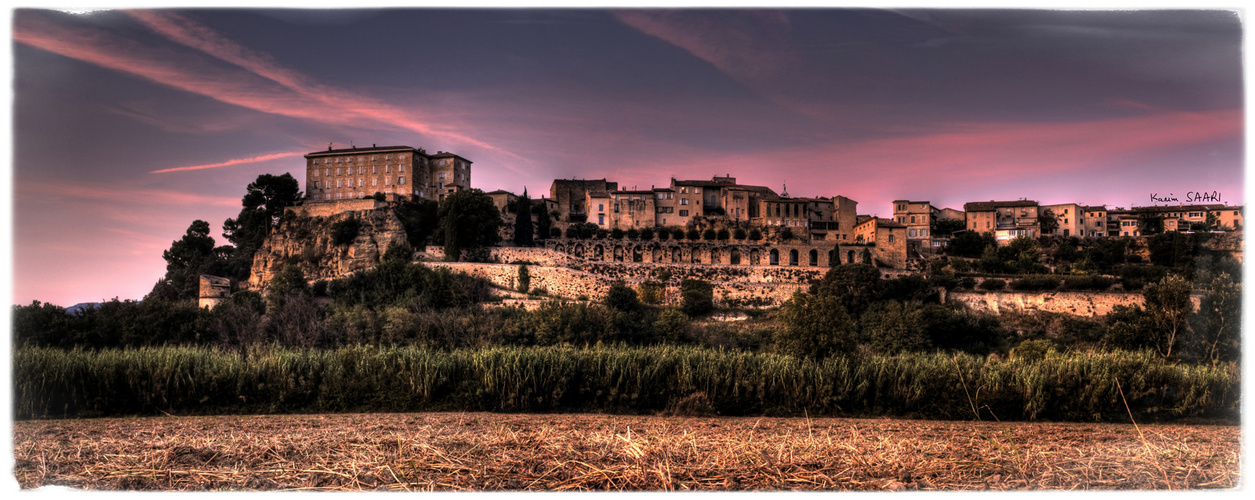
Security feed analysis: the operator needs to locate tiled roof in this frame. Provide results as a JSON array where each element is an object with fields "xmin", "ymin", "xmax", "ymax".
[{"xmin": 963, "ymin": 200, "xmax": 1039, "ymax": 211}]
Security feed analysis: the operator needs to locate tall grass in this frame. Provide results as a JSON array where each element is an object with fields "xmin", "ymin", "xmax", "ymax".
[{"xmin": 13, "ymin": 345, "xmax": 1238, "ymax": 422}]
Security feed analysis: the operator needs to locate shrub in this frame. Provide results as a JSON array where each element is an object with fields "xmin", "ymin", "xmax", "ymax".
[
  {"xmin": 639, "ymin": 227, "xmax": 655, "ymax": 241},
  {"xmin": 637, "ymin": 280, "xmax": 665, "ymax": 305},
  {"xmin": 1061, "ymin": 275, "xmax": 1115, "ymax": 291},
  {"xmin": 774, "ymin": 292, "xmax": 856, "ymax": 359},
  {"xmin": 1009, "ymin": 275, "xmax": 1061, "ymax": 291},
  {"xmin": 686, "ymin": 228, "xmax": 700, "ymax": 241},
  {"xmin": 331, "ymin": 218, "xmax": 361, "ymax": 246},
  {"xmin": 626, "ymin": 228, "xmax": 639, "ymax": 240},
  {"xmin": 958, "ymin": 277, "xmax": 977, "ymax": 289},
  {"xmin": 860, "ymin": 301, "xmax": 929, "ymax": 354},
  {"xmin": 516, "ymin": 264, "xmax": 531, "ymax": 294},
  {"xmin": 1012, "ymin": 338, "xmax": 1054, "ymax": 362},
  {"xmin": 679, "ymin": 279, "xmax": 714, "ymax": 316},
  {"xmin": 656, "ymin": 228, "xmax": 670, "ymax": 241},
  {"xmin": 979, "ymin": 278, "xmax": 1006, "ymax": 291},
  {"xmin": 610, "ymin": 228, "xmax": 625, "ymax": 240},
  {"xmin": 671, "ymin": 228, "xmax": 685, "ymax": 241},
  {"xmin": 748, "ymin": 228, "xmax": 763, "ymax": 241},
  {"xmin": 605, "ymin": 282, "xmax": 640, "ymax": 312},
  {"xmin": 550, "ymin": 227, "xmax": 562, "ymax": 238},
  {"xmin": 779, "ymin": 228, "xmax": 794, "ymax": 241},
  {"xmin": 734, "ymin": 228, "xmax": 747, "ymax": 240}
]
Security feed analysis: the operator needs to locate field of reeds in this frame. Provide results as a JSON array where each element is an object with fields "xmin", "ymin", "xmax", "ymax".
[
  {"xmin": 13, "ymin": 412, "xmax": 1240, "ymax": 490},
  {"xmin": 13, "ymin": 345, "xmax": 1239, "ymax": 422}
]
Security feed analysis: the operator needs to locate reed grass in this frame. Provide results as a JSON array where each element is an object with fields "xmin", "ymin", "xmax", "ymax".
[{"xmin": 13, "ymin": 345, "xmax": 1239, "ymax": 422}]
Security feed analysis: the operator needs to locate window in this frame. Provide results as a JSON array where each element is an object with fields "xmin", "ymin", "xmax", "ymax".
[
  {"xmin": 386, "ymin": 165, "xmax": 392, "ymax": 173},
  {"xmin": 313, "ymin": 181, "xmax": 320, "ymax": 189},
  {"xmin": 598, "ymin": 204, "xmax": 604, "ymax": 211},
  {"xmin": 598, "ymin": 215, "xmax": 605, "ymax": 225},
  {"xmin": 385, "ymin": 177, "xmax": 390, "ymax": 185},
  {"xmin": 695, "ymin": 188, "xmax": 701, "ymax": 194},
  {"xmin": 336, "ymin": 179, "xmax": 341, "ymax": 188},
  {"xmin": 336, "ymin": 168, "xmax": 342, "ymax": 175},
  {"xmin": 357, "ymin": 178, "xmax": 363, "ymax": 187},
  {"xmin": 679, "ymin": 210, "xmax": 689, "ymax": 217},
  {"xmin": 889, "ymin": 234, "xmax": 895, "ymax": 243},
  {"xmin": 325, "ymin": 168, "xmax": 330, "ymax": 176},
  {"xmin": 313, "ymin": 169, "xmax": 320, "ymax": 177},
  {"xmin": 909, "ymin": 229, "xmax": 917, "ymax": 237},
  {"xmin": 385, "ymin": 155, "xmax": 391, "ymax": 160},
  {"xmin": 910, "ymin": 215, "xmax": 916, "ymax": 224},
  {"xmin": 921, "ymin": 229, "xmax": 927, "ymax": 237},
  {"xmin": 398, "ymin": 176, "xmax": 405, "ymax": 185},
  {"xmin": 372, "ymin": 156, "xmax": 377, "ymax": 161},
  {"xmin": 680, "ymin": 199, "xmax": 689, "ymax": 205},
  {"xmin": 439, "ymin": 172, "xmax": 445, "ymax": 179},
  {"xmin": 313, "ymin": 159, "xmax": 319, "ymax": 165},
  {"xmin": 372, "ymin": 165, "xmax": 378, "ymax": 174},
  {"xmin": 372, "ymin": 178, "xmax": 377, "ymax": 187},
  {"xmin": 680, "ymin": 187, "xmax": 688, "ymax": 194}
]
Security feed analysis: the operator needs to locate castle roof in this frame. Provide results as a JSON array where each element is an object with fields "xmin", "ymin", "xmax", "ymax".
[{"xmin": 305, "ymin": 145, "xmax": 425, "ymax": 157}]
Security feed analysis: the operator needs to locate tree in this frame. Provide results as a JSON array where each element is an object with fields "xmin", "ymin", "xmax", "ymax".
[
  {"xmin": 933, "ymin": 218, "xmax": 967, "ymax": 238},
  {"xmin": 775, "ymin": 292, "xmax": 856, "ymax": 359},
  {"xmin": 1138, "ymin": 213, "xmax": 1165, "ymax": 235},
  {"xmin": 1142, "ymin": 274, "xmax": 1193, "ymax": 359},
  {"xmin": 830, "ymin": 242, "xmax": 841, "ymax": 267},
  {"xmin": 734, "ymin": 228, "xmax": 747, "ymax": 240},
  {"xmin": 395, "ymin": 199, "xmax": 439, "ymax": 250},
  {"xmin": 748, "ymin": 228, "xmax": 763, "ymax": 241},
  {"xmin": 611, "ymin": 227, "xmax": 625, "ymax": 239},
  {"xmin": 1039, "ymin": 209, "xmax": 1059, "ymax": 235},
  {"xmin": 686, "ymin": 228, "xmax": 700, "ymax": 240},
  {"xmin": 148, "ymin": 220, "xmax": 229, "ymax": 302},
  {"xmin": 716, "ymin": 228, "xmax": 730, "ymax": 241},
  {"xmin": 779, "ymin": 227, "xmax": 794, "ymax": 241},
  {"xmin": 679, "ymin": 279, "xmax": 714, "ymax": 316},
  {"xmin": 702, "ymin": 228, "xmax": 717, "ymax": 241},
  {"xmin": 605, "ymin": 281, "xmax": 640, "ymax": 312},
  {"xmin": 637, "ymin": 280, "xmax": 665, "ymax": 305},
  {"xmin": 514, "ymin": 188, "xmax": 534, "ymax": 247},
  {"xmin": 812, "ymin": 264, "xmax": 880, "ymax": 316},
  {"xmin": 536, "ymin": 205, "xmax": 553, "ymax": 241},
  {"xmin": 437, "ymin": 189, "xmax": 502, "ymax": 261},
  {"xmin": 860, "ymin": 248, "xmax": 873, "ymax": 265},
  {"xmin": 222, "ymin": 173, "xmax": 302, "ymax": 280},
  {"xmin": 860, "ymin": 301, "xmax": 929, "ymax": 354},
  {"xmin": 517, "ymin": 264, "xmax": 531, "ymax": 293},
  {"xmin": 1194, "ymin": 273, "xmax": 1240, "ymax": 365}
]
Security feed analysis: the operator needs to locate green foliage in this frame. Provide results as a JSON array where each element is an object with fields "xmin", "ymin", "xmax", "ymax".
[
  {"xmin": 536, "ymin": 204, "xmax": 553, "ymax": 241},
  {"xmin": 1039, "ymin": 208, "xmax": 1059, "ymax": 235},
  {"xmin": 679, "ymin": 279, "xmax": 714, "ymax": 316},
  {"xmin": 1012, "ymin": 338, "xmax": 1054, "ymax": 362},
  {"xmin": 1117, "ymin": 264, "xmax": 1169, "ymax": 291},
  {"xmin": 639, "ymin": 227, "xmax": 655, "ymax": 241},
  {"xmin": 860, "ymin": 248, "xmax": 873, "ymax": 264},
  {"xmin": 933, "ymin": 218, "xmax": 967, "ymax": 238},
  {"xmin": 1193, "ymin": 273, "xmax": 1240, "ymax": 365},
  {"xmin": 716, "ymin": 228, "xmax": 730, "ymax": 241},
  {"xmin": 748, "ymin": 228, "xmax": 763, "ymax": 241},
  {"xmin": 656, "ymin": 228, "xmax": 670, "ymax": 241},
  {"xmin": 514, "ymin": 188, "xmax": 534, "ymax": 246},
  {"xmin": 610, "ymin": 227, "xmax": 625, "ymax": 239},
  {"xmin": 685, "ymin": 228, "xmax": 700, "ymax": 241},
  {"xmin": 16, "ymin": 346, "xmax": 1237, "ymax": 422},
  {"xmin": 879, "ymin": 274, "xmax": 937, "ymax": 303},
  {"xmin": 672, "ymin": 227, "xmax": 686, "ymax": 241},
  {"xmin": 604, "ymin": 282, "xmax": 640, "ymax": 312},
  {"xmin": 860, "ymin": 301, "xmax": 929, "ymax": 354},
  {"xmin": 946, "ymin": 231, "xmax": 996, "ymax": 258},
  {"xmin": 811, "ymin": 264, "xmax": 881, "ymax": 316},
  {"xmin": 779, "ymin": 227, "xmax": 794, "ymax": 241},
  {"xmin": 958, "ymin": 277, "xmax": 977, "ymax": 289},
  {"xmin": 394, "ymin": 199, "xmax": 439, "ymax": 250},
  {"xmin": 653, "ymin": 309, "xmax": 688, "ymax": 343},
  {"xmin": 774, "ymin": 292, "xmax": 856, "ymax": 359},
  {"xmin": 1009, "ymin": 275, "xmax": 1061, "ymax": 291},
  {"xmin": 637, "ymin": 280, "xmax": 665, "ymax": 305},
  {"xmin": 221, "ymin": 173, "xmax": 301, "ymax": 280},
  {"xmin": 702, "ymin": 228, "xmax": 717, "ymax": 240},
  {"xmin": 626, "ymin": 228, "xmax": 640, "ymax": 240},
  {"xmin": 1138, "ymin": 213, "xmax": 1165, "ymax": 235},
  {"xmin": 1060, "ymin": 275, "xmax": 1115, "ymax": 291},
  {"xmin": 149, "ymin": 220, "xmax": 232, "ymax": 302},
  {"xmin": 979, "ymin": 278, "xmax": 1006, "ymax": 291},
  {"xmin": 734, "ymin": 228, "xmax": 747, "ymax": 240},
  {"xmin": 330, "ymin": 217, "xmax": 361, "ymax": 246},
  {"xmin": 919, "ymin": 303, "xmax": 1004, "ymax": 354},
  {"xmin": 516, "ymin": 264, "xmax": 531, "ymax": 294},
  {"xmin": 654, "ymin": 268, "xmax": 674, "ymax": 282},
  {"xmin": 438, "ymin": 189, "xmax": 502, "ymax": 261},
  {"xmin": 1141, "ymin": 274, "xmax": 1193, "ymax": 359},
  {"xmin": 549, "ymin": 226, "xmax": 562, "ymax": 238}
]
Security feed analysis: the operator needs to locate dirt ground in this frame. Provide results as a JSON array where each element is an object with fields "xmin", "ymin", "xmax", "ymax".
[{"xmin": 12, "ymin": 412, "xmax": 1241, "ymax": 491}]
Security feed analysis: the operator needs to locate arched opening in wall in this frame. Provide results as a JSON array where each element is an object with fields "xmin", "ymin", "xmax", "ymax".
[
  {"xmin": 613, "ymin": 246, "xmax": 624, "ymax": 262},
  {"xmin": 789, "ymin": 249, "xmax": 799, "ymax": 266},
  {"xmin": 847, "ymin": 250, "xmax": 856, "ymax": 263},
  {"xmin": 632, "ymin": 246, "xmax": 643, "ymax": 262},
  {"xmin": 573, "ymin": 244, "xmax": 585, "ymax": 258},
  {"xmin": 769, "ymin": 249, "xmax": 779, "ymax": 265},
  {"xmin": 708, "ymin": 247, "xmax": 720, "ymax": 264},
  {"xmin": 652, "ymin": 246, "xmax": 662, "ymax": 262},
  {"xmin": 827, "ymin": 250, "xmax": 834, "ymax": 265},
  {"xmin": 555, "ymin": 244, "xmax": 566, "ymax": 254},
  {"xmin": 730, "ymin": 249, "xmax": 741, "ymax": 265},
  {"xmin": 593, "ymin": 245, "xmax": 604, "ymax": 261},
  {"xmin": 809, "ymin": 249, "xmax": 818, "ymax": 266},
  {"xmin": 691, "ymin": 248, "xmax": 702, "ymax": 264},
  {"xmin": 750, "ymin": 248, "xmax": 761, "ymax": 265}
]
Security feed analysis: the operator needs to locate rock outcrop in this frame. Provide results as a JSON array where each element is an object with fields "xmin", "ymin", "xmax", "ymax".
[{"xmin": 247, "ymin": 207, "xmax": 408, "ymax": 291}]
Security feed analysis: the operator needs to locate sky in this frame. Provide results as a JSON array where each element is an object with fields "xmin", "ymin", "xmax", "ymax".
[{"xmin": 6, "ymin": 6, "xmax": 1245, "ymax": 306}]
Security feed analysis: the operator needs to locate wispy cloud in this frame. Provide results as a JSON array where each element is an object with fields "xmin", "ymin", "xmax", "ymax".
[
  {"xmin": 21, "ymin": 180, "xmax": 240, "ymax": 207},
  {"xmin": 13, "ymin": 10, "xmax": 525, "ymax": 167},
  {"xmin": 151, "ymin": 151, "xmax": 305, "ymax": 173}
]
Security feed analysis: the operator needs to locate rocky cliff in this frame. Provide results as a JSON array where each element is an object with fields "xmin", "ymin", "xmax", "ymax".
[{"xmin": 247, "ymin": 207, "xmax": 409, "ymax": 291}]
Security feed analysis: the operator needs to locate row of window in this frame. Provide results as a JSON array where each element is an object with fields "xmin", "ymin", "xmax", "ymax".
[
  {"xmin": 312, "ymin": 177, "xmax": 409, "ymax": 188},
  {"xmin": 313, "ymin": 165, "xmax": 406, "ymax": 177},
  {"xmin": 312, "ymin": 154, "xmax": 408, "ymax": 165}
]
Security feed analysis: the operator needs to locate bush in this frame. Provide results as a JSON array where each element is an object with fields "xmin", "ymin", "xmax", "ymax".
[
  {"xmin": 1012, "ymin": 338, "xmax": 1054, "ymax": 362},
  {"xmin": 550, "ymin": 227, "xmax": 562, "ymax": 238},
  {"xmin": 637, "ymin": 280, "xmax": 665, "ymax": 305},
  {"xmin": 1009, "ymin": 275, "xmax": 1061, "ymax": 291},
  {"xmin": 610, "ymin": 228, "xmax": 625, "ymax": 239},
  {"xmin": 656, "ymin": 228, "xmax": 670, "ymax": 241},
  {"xmin": 605, "ymin": 282, "xmax": 640, "ymax": 312},
  {"xmin": 331, "ymin": 217, "xmax": 362, "ymax": 246},
  {"xmin": 734, "ymin": 228, "xmax": 747, "ymax": 240},
  {"xmin": 779, "ymin": 228, "xmax": 794, "ymax": 241},
  {"xmin": 748, "ymin": 228, "xmax": 763, "ymax": 241},
  {"xmin": 626, "ymin": 228, "xmax": 639, "ymax": 240},
  {"xmin": 979, "ymin": 278, "xmax": 1006, "ymax": 291},
  {"xmin": 1060, "ymin": 275, "xmax": 1115, "ymax": 291},
  {"xmin": 679, "ymin": 279, "xmax": 714, "ymax": 317},
  {"xmin": 671, "ymin": 228, "xmax": 685, "ymax": 241},
  {"xmin": 775, "ymin": 292, "xmax": 856, "ymax": 359},
  {"xmin": 958, "ymin": 277, "xmax": 977, "ymax": 289},
  {"xmin": 639, "ymin": 227, "xmax": 655, "ymax": 241},
  {"xmin": 860, "ymin": 301, "xmax": 929, "ymax": 354},
  {"xmin": 686, "ymin": 228, "xmax": 700, "ymax": 241},
  {"xmin": 516, "ymin": 264, "xmax": 531, "ymax": 294}
]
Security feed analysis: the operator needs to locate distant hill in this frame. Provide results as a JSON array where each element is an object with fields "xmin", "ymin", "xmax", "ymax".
[{"xmin": 65, "ymin": 302, "xmax": 101, "ymax": 315}]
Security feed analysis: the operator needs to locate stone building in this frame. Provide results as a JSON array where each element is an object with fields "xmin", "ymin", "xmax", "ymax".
[
  {"xmin": 608, "ymin": 189, "xmax": 657, "ymax": 229},
  {"xmin": 964, "ymin": 200, "xmax": 1040, "ymax": 243},
  {"xmin": 550, "ymin": 178, "xmax": 618, "ymax": 223},
  {"xmin": 304, "ymin": 145, "xmax": 471, "ymax": 203},
  {"xmin": 893, "ymin": 200, "xmax": 941, "ymax": 259},
  {"xmin": 853, "ymin": 217, "xmax": 908, "ymax": 268},
  {"xmin": 198, "ymin": 274, "xmax": 231, "ymax": 310},
  {"xmin": 1082, "ymin": 206, "xmax": 1108, "ymax": 237},
  {"xmin": 1042, "ymin": 202, "xmax": 1082, "ymax": 238}
]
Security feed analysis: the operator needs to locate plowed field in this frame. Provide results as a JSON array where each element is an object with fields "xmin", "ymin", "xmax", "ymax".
[{"xmin": 13, "ymin": 412, "xmax": 1239, "ymax": 491}]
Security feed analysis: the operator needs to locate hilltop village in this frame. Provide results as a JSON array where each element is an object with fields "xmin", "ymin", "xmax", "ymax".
[
  {"xmin": 212, "ymin": 143, "xmax": 1244, "ymax": 312},
  {"xmin": 296, "ymin": 143, "xmax": 1243, "ymax": 268}
]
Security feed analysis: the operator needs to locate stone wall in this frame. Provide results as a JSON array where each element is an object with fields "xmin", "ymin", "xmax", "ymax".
[
  {"xmin": 946, "ymin": 290, "xmax": 1201, "ymax": 318},
  {"xmin": 288, "ymin": 199, "xmax": 388, "ymax": 218},
  {"xmin": 249, "ymin": 207, "xmax": 408, "ymax": 291},
  {"xmin": 426, "ymin": 262, "xmax": 808, "ymax": 308},
  {"xmin": 197, "ymin": 275, "xmax": 232, "ymax": 310}
]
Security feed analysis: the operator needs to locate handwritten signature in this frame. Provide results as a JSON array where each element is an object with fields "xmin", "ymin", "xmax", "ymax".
[{"xmin": 1150, "ymin": 192, "xmax": 1222, "ymax": 204}]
